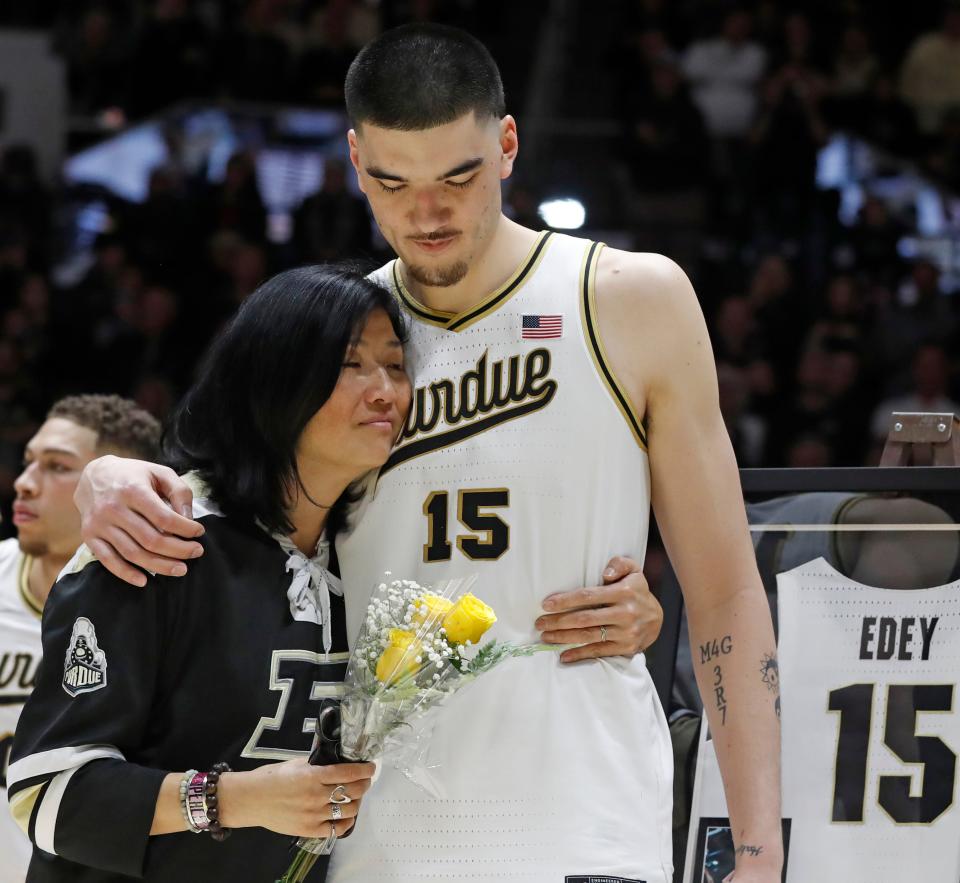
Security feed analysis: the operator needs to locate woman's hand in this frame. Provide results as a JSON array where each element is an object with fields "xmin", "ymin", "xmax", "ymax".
[
  {"xmin": 218, "ymin": 758, "xmax": 376, "ymax": 838},
  {"xmin": 75, "ymin": 455, "xmax": 204, "ymax": 586},
  {"xmin": 536, "ymin": 556, "xmax": 663, "ymax": 663}
]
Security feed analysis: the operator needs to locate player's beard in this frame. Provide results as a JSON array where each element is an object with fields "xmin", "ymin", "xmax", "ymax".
[{"xmin": 406, "ymin": 259, "xmax": 469, "ymax": 288}]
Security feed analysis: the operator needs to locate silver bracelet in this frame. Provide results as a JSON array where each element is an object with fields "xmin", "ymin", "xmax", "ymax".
[{"xmin": 179, "ymin": 769, "xmax": 202, "ymax": 833}]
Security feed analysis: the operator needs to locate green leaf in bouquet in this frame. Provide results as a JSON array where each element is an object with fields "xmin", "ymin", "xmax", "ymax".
[{"xmin": 465, "ymin": 640, "xmax": 557, "ymax": 675}]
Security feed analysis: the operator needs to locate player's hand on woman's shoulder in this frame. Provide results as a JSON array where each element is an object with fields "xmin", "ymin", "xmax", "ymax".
[
  {"xmin": 536, "ymin": 555, "xmax": 662, "ymax": 663},
  {"xmin": 75, "ymin": 454, "xmax": 204, "ymax": 587}
]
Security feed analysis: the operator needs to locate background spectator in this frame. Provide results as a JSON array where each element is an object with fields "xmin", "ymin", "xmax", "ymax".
[
  {"xmin": 683, "ymin": 8, "xmax": 766, "ymax": 238},
  {"xmin": 870, "ymin": 342, "xmax": 960, "ymax": 444},
  {"xmin": 622, "ymin": 59, "xmax": 709, "ymax": 267},
  {"xmin": 293, "ymin": 157, "xmax": 372, "ymax": 262},
  {"xmin": 126, "ymin": 0, "xmax": 212, "ymax": 119},
  {"xmin": 899, "ymin": 4, "xmax": 960, "ymax": 134},
  {"xmin": 856, "ymin": 71, "xmax": 919, "ymax": 157},
  {"xmin": 58, "ymin": 5, "xmax": 129, "ymax": 117},
  {"xmin": 683, "ymin": 8, "xmax": 766, "ymax": 140}
]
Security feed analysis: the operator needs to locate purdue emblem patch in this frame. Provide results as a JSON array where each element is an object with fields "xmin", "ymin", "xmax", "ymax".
[{"xmin": 62, "ymin": 618, "xmax": 107, "ymax": 697}]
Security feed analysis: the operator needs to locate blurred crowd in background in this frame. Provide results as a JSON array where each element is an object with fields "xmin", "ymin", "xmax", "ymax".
[{"xmin": 0, "ymin": 0, "xmax": 959, "ymax": 532}]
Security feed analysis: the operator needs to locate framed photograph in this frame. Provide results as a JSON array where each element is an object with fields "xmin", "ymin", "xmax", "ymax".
[{"xmin": 690, "ymin": 817, "xmax": 791, "ymax": 883}]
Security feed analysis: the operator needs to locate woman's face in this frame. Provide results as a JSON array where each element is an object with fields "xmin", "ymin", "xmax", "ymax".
[{"xmin": 298, "ymin": 309, "xmax": 412, "ymax": 478}]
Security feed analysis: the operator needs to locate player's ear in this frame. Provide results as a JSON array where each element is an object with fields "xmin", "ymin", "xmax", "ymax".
[
  {"xmin": 347, "ymin": 129, "xmax": 366, "ymax": 194},
  {"xmin": 499, "ymin": 115, "xmax": 518, "ymax": 180}
]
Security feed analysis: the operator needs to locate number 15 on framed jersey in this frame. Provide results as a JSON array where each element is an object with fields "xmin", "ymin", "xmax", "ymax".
[{"xmin": 685, "ymin": 557, "xmax": 960, "ymax": 882}]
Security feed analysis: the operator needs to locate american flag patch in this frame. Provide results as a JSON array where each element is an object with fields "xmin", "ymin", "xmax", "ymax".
[{"xmin": 521, "ymin": 314, "xmax": 563, "ymax": 339}]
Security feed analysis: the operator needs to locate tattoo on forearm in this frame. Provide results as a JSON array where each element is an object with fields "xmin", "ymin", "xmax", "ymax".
[
  {"xmin": 760, "ymin": 652, "xmax": 780, "ymax": 718},
  {"xmin": 713, "ymin": 664, "xmax": 728, "ymax": 725},
  {"xmin": 736, "ymin": 844, "xmax": 764, "ymax": 858},
  {"xmin": 699, "ymin": 634, "xmax": 733, "ymax": 664}
]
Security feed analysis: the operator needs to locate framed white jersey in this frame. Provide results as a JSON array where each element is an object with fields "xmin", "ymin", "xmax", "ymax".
[{"xmin": 684, "ymin": 556, "xmax": 960, "ymax": 882}]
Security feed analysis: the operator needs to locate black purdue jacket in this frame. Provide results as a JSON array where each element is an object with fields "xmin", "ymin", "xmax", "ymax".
[{"xmin": 8, "ymin": 499, "xmax": 348, "ymax": 882}]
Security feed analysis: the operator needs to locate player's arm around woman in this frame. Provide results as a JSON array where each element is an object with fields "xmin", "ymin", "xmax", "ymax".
[
  {"xmin": 72, "ymin": 467, "xmax": 665, "ymax": 661},
  {"xmin": 594, "ymin": 248, "xmax": 783, "ymax": 883}
]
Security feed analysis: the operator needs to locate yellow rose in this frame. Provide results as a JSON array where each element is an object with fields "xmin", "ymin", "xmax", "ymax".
[
  {"xmin": 413, "ymin": 593, "xmax": 454, "ymax": 626},
  {"xmin": 375, "ymin": 628, "xmax": 422, "ymax": 684},
  {"xmin": 442, "ymin": 593, "xmax": 497, "ymax": 645}
]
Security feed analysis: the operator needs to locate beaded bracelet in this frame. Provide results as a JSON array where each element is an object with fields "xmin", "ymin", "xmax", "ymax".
[
  {"xmin": 179, "ymin": 763, "xmax": 232, "ymax": 839},
  {"xmin": 204, "ymin": 762, "xmax": 232, "ymax": 841}
]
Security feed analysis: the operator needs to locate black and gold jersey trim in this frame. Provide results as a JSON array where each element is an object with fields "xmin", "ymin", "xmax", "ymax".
[
  {"xmin": 18, "ymin": 553, "xmax": 42, "ymax": 619},
  {"xmin": 579, "ymin": 241, "xmax": 648, "ymax": 451},
  {"xmin": 8, "ymin": 778, "xmax": 48, "ymax": 841},
  {"xmin": 391, "ymin": 231, "xmax": 554, "ymax": 333},
  {"xmin": 391, "ymin": 261, "xmax": 454, "ymax": 327}
]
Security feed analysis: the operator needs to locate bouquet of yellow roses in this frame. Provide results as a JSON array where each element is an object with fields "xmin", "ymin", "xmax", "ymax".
[{"xmin": 277, "ymin": 574, "xmax": 552, "ymax": 882}]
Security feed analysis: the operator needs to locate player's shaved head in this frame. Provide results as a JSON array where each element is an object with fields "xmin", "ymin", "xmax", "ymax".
[{"xmin": 345, "ymin": 24, "xmax": 505, "ymax": 131}]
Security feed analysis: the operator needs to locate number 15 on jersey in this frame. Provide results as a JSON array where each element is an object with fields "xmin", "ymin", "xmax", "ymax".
[{"xmin": 422, "ymin": 488, "xmax": 510, "ymax": 562}]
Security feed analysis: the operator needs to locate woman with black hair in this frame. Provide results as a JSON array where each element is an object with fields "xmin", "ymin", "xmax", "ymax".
[{"xmin": 8, "ymin": 265, "xmax": 412, "ymax": 882}]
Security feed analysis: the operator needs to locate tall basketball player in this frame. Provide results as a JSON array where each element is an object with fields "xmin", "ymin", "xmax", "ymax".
[
  {"xmin": 70, "ymin": 25, "xmax": 782, "ymax": 883},
  {"xmin": 0, "ymin": 396, "xmax": 159, "ymax": 882}
]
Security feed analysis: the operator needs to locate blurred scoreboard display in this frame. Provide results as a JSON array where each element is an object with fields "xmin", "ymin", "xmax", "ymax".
[{"xmin": 675, "ymin": 467, "xmax": 960, "ymax": 883}]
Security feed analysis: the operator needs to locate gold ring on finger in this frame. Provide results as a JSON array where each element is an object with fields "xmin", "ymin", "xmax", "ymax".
[{"xmin": 600, "ymin": 625, "xmax": 608, "ymax": 642}]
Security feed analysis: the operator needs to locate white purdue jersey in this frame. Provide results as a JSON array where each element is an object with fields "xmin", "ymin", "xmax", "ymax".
[
  {"xmin": 778, "ymin": 558, "xmax": 960, "ymax": 881},
  {"xmin": 333, "ymin": 232, "xmax": 673, "ymax": 883},
  {"xmin": 0, "ymin": 537, "xmax": 41, "ymax": 882}
]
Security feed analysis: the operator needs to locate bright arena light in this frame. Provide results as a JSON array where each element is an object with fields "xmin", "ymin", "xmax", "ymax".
[{"xmin": 538, "ymin": 197, "xmax": 586, "ymax": 230}]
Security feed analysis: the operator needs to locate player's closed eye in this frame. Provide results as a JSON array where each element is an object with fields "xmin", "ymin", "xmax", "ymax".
[
  {"xmin": 375, "ymin": 181, "xmax": 404, "ymax": 194},
  {"xmin": 25, "ymin": 459, "xmax": 71, "ymax": 474},
  {"xmin": 446, "ymin": 177, "xmax": 475, "ymax": 190},
  {"xmin": 21, "ymin": 457, "xmax": 68, "ymax": 473}
]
